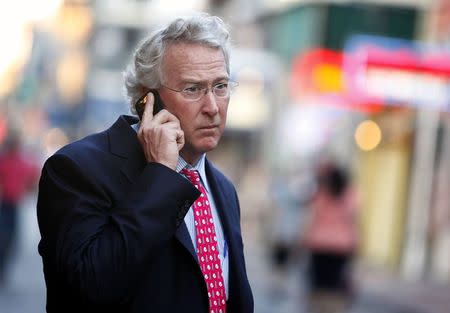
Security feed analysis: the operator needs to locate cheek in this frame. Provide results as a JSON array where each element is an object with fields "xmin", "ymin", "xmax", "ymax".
[
  {"xmin": 220, "ymin": 105, "xmax": 228, "ymax": 125},
  {"xmin": 171, "ymin": 106, "xmax": 194, "ymax": 128},
  {"xmin": 179, "ymin": 119, "xmax": 193, "ymax": 135},
  {"xmin": 178, "ymin": 115, "xmax": 198, "ymax": 139}
]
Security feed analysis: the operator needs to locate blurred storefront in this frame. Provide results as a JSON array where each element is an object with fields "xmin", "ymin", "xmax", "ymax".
[{"xmin": 238, "ymin": 0, "xmax": 450, "ymax": 284}]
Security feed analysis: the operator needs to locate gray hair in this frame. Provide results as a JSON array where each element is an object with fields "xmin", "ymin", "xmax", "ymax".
[{"xmin": 123, "ymin": 13, "xmax": 231, "ymax": 114}]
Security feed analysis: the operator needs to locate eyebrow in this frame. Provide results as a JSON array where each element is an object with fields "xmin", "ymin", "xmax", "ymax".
[{"xmin": 180, "ymin": 76, "xmax": 230, "ymax": 85}]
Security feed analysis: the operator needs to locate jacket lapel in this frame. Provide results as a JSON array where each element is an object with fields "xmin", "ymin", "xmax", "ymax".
[
  {"xmin": 204, "ymin": 160, "xmax": 235, "ymax": 252},
  {"xmin": 204, "ymin": 159, "xmax": 242, "ymax": 302},
  {"xmin": 175, "ymin": 222, "xmax": 198, "ymax": 263}
]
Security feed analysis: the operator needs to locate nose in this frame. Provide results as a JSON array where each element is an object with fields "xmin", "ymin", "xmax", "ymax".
[{"xmin": 201, "ymin": 88, "xmax": 219, "ymax": 115}]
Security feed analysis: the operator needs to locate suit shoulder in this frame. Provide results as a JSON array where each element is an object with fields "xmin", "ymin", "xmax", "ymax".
[{"xmin": 50, "ymin": 130, "xmax": 108, "ymax": 165}]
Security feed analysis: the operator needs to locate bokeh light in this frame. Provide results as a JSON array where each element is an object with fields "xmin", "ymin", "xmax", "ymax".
[{"xmin": 355, "ymin": 119, "xmax": 382, "ymax": 151}]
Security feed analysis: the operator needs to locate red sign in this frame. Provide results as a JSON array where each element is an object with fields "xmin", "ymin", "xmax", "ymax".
[
  {"xmin": 290, "ymin": 48, "xmax": 382, "ymax": 112},
  {"xmin": 343, "ymin": 36, "xmax": 450, "ymax": 111}
]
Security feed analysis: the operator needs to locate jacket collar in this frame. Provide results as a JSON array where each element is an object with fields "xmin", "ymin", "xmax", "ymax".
[
  {"xmin": 107, "ymin": 115, "xmax": 147, "ymax": 183},
  {"xmin": 108, "ymin": 115, "xmax": 141, "ymax": 158}
]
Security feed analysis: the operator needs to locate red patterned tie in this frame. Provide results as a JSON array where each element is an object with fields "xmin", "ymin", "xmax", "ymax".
[{"xmin": 181, "ymin": 169, "xmax": 227, "ymax": 313}]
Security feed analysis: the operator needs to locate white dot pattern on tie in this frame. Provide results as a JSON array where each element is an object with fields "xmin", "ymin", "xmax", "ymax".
[{"xmin": 182, "ymin": 169, "xmax": 227, "ymax": 313}]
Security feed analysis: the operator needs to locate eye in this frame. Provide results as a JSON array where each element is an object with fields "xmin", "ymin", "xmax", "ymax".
[
  {"xmin": 183, "ymin": 86, "xmax": 202, "ymax": 94},
  {"xmin": 214, "ymin": 83, "xmax": 228, "ymax": 90}
]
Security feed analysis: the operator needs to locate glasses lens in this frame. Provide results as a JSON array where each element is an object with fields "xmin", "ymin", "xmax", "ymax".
[
  {"xmin": 182, "ymin": 89, "xmax": 202, "ymax": 100},
  {"xmin": 213, "ymin": 84, "xmax": 229, "ymax": 98},
  {"xmin": 179, "ymin": 81, "xmax": 238, "ymax": 101}
]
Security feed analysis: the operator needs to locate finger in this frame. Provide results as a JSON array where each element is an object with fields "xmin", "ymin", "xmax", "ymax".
[
  {"xmin": 161, "ymin": 120, "xmax": 181, "ymax": 131},
  {"xmin": 176, "ymin": 130, "xmax": 184, "ymax": 150},
  {"xmin": 140, "ymin": 92, "xmax": 155, "ymax": 123},
  {"xmin": 152, "ymin": 109, "xmax": 180, "ymax": 126}
]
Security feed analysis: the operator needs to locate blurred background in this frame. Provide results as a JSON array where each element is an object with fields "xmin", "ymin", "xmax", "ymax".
[{"xmin": 0, "ymin": 0, "xmax": 450, "ymax": 312}]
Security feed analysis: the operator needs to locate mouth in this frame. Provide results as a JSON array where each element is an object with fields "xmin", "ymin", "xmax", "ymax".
[{"xmin": 199, "ymin": 125, "xmax": 219, "ymax": 130}]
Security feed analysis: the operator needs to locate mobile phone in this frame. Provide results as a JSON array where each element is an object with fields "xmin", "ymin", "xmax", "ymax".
[{"xmin": 135, "ymin": 89, "xmax": 165, "ymax": 120}]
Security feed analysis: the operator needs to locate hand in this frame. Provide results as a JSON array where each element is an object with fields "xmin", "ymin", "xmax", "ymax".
[{"xmin": 137, "ymin": 92, "xmax": 184, "ymax": 170}]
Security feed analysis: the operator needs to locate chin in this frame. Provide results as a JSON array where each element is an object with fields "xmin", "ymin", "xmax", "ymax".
[
  {"xmin": 198, "ymin": 138, "xmax": 220, "ymax": 153},
  {"xmin": 201, "ymin": 142, "xmax": 219, "ymax": 153}
]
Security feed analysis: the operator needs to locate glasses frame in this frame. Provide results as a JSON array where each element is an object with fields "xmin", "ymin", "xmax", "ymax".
[{"xmin": 161, "ymin": 81, "xmax": 239, "ymax": 101}]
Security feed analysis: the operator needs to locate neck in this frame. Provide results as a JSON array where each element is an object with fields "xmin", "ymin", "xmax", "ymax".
[{"xmin": 180, "ymin": 150, "xmax": 204, "ymax": 166}]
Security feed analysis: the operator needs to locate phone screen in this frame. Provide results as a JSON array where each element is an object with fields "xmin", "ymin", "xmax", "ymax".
[{"xmin": 135, "ymin": 90, "xmax": 165, "ymax": 120}]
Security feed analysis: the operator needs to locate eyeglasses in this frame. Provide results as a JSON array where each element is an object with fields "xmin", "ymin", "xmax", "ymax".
[{"xmin": 161, "ymin": 81, "xmax": 239, "ymax": 101}]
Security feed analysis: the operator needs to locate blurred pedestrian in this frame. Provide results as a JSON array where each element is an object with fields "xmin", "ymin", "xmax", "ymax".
[
  {"xmin": 37, "ymin": 13, "xmax": 253, "ymax": 313},
  {"xmin": 301, "ymin": 161, "xmax": 359, "ymax": 313},
  {"xmin": 0, "ymin": 131, "xmax": 38, "ymax": 286},
  {"xmin": 267, "ymin": 167, "xmax": 316, "ymax": 302}
]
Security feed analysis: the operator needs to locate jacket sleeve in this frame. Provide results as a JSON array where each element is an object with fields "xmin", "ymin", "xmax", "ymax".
[{"xmin": 37, "ymin": 153, "xmax": 199, "ymax": 308}]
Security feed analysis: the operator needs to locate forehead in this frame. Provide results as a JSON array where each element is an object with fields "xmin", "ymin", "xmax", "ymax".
[{"xmin": 161, "ymin": 42, "xmax": 228, "ymax": 83}]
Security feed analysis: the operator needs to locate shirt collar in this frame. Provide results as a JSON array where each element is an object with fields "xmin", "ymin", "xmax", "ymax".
[
  {"xmin": 177, "ymin": 154, "xmax": 210, "ymax": 193},
  {"xmin": 131, "ymin": 121, "xmax": 139, "ymax": 132}
]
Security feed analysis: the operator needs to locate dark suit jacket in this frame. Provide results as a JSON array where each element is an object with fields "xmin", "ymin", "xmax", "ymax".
[{"xmin": 37, "ymin": 115, "xmax": 253, "ymax": 313}]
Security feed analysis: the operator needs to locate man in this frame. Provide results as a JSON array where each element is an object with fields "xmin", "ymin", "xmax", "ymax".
[{"xmin": 37, "ymin": 13, "xmax": 253, "ymax": 313}]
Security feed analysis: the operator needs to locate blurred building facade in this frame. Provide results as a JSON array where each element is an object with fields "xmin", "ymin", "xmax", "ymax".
[
  {"xmin": 210, "ymin": 0, "xmax": 450, "ymax": 285},
  {"xmin": 228, "ymin": 0, "xmax": 449, "ymax": 285}
]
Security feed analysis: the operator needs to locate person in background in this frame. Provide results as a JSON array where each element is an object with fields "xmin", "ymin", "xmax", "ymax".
[
  {"xmin": 301, "ymin": 161, "xmax": 359, "ymax": 313},
  {"xmin": 37, "ymin": 13, "xmax": 253, "ymax": 313},
  {"xmin": 0, "ymin": 131, "xmax": 38, "ymax": 286}
]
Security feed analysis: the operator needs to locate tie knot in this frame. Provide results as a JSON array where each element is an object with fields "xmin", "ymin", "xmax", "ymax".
[{"xmin": 181, "ymin": 168, "xmax": 201, "ymax": 184}]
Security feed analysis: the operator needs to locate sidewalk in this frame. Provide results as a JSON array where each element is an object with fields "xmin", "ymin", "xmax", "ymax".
[
  {"xmin": 0, "ymin": 195, "xmax": 46, "ymax": 313},
  {"xmin": 356, "ymin": 268, "xmax": 450, "ymax": 313},
  {"xmin": 245, "ymin": 226, "xmax": 450, "ymax": 313}
]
